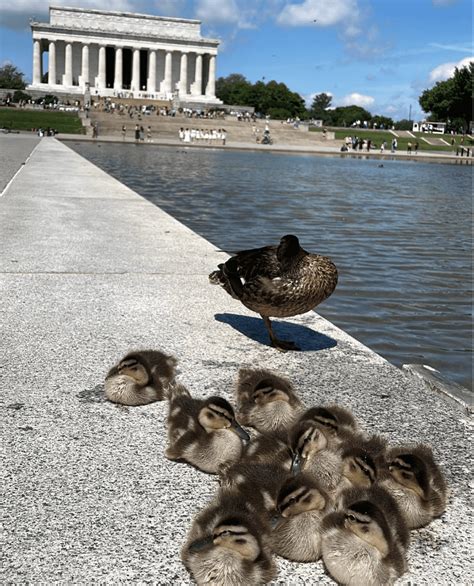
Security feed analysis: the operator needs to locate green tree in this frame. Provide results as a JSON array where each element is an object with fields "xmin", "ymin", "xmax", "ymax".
[
  {"xmin": 419, "ymin": 63, "xmax": 473, "ymax": 131},
  {"xmin": 309, "ymin": 92, "xmax": 332, "ymax": 121},
  {"xmin": 327, "ymin": 105, "xmax": 372, "ymax": 127},
  {"xmin": 371, "ymin": 115, "xmax": 394, "ymax": 129},
  {"xmin": 0, "ymin": 64, "xmax": 26, "ymax": 90},
  {"xmin": 215, "ymin": 73, "xmax": 253, "ymax": 106},
  {"xmin": 394, "ymin": 119, "xmax": 413, "ymax": 131}
]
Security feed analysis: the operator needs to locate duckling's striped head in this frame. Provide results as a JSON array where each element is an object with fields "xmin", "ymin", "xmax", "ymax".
[
  {"xmin": 188, "ymin": 517, "xmax": 261, "ymax": 561},
  {"xmin": 341, "ymin": 435, "xmax": 387, "ymax": 488},
  {"xmin": 277, "ymin": 474, "xmax": 327, "ymax": 518},
  {"xmin": 198, "ymin": 397, "xmax": 250, "ymax": 441},
  {"xmin": 252, "ymin": 379, "xmax": 290, "ymax": 406},
  {"xmin": 117, "ymin": 354, "xmax": 150, "ymax": 386},
  {"xmin": 388, "ymin": 453, "xmax": 429, "ymax": 499},
  {"xmin": 302, "ymin": 405, "xmax": 357, "ymax": 436},
  {"xmin": 290, "ymin": 422, "xmax": 328, "ymax": 474},
  {"xmin": 343, "ymin": 499, "xmax": 391, "ymax": 556}
]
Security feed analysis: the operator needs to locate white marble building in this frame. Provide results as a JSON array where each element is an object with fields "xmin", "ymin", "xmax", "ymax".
[{"xmin": 28, "ymin": 6, "xmax": 222, "ymax": 104}]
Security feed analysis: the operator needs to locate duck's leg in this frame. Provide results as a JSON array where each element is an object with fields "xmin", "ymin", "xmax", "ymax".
[{"xmin": 262, "ymin": 316, "xmax": 300, "ymax": 352}]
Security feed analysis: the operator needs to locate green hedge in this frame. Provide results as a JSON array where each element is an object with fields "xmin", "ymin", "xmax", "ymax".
[{"xmin": 0, "ymin": 108, "xmax": 84, "ymax": 134}]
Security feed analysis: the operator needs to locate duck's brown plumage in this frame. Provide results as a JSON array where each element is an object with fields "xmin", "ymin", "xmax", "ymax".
[{"xmin": 209, "ymin": 235, "xmax": 338, "ymax": 351}]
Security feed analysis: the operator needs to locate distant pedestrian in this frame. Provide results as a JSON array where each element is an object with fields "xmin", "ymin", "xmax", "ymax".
[
  {"xmin": 139, "ymin": 126, "xmax": 145, "ymax": 141},
  {"xmin": 414, "ymin": 141, "xmax": 419, "ymax": 154},
  {"xmin": 134, "ymin": 124, "xmax": 140, "ymax": 142},
  {"xmin": 121, "ymin": 125, "xmax": 126, "ymax": 140},
  {"xmin": 407, "ymin": 142, "xmax": 412, "ymax": 154},
  {"xmin": 366, "ymin": 139, "xmax": 371, "ymax": 152},
  {"xmin": 146, "ymin": 125, "xmax": 152, "ymax": 142},
  {"xmin": 380, "ymin": 141, "xmax": 386, "ymax": 153}
]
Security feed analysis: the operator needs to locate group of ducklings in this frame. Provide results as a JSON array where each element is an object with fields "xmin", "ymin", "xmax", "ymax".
[{"xmin": 105, "ymin": 350, "xmax": 448, "ymax": 586}]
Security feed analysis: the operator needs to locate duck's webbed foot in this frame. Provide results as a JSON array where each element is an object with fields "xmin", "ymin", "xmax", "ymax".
[{"xmin": 262, "ymin": 316, "xmax": 301, "ymax": 352}]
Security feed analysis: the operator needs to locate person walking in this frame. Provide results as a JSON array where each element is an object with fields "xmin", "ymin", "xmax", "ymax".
[{"xmin": 121, "ymin": 125, "xmax": 126, "ymax": 140}]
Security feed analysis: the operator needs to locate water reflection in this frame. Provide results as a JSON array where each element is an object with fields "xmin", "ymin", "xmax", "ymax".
[{"xmin": 69, "ymin": 142, "xmax": 473, "ymax": 391}]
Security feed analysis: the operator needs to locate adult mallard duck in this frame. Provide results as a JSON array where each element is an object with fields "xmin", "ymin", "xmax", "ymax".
[{"xmin": 209, "ymin": 235, "xmax": 338, "ymax": 351}]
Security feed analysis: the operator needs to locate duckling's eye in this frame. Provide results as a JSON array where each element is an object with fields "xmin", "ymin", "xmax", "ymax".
[
  {"xmin": 207, "ymin": 413, "xmax": 215, "ymax": 419},
  {"xmin": 401, "ymin": 471, "xmax": 413, "ymax": 480},
  {"xmin": 361, "ymin": 525, "xmax": 370, "ymax": 533},
  {"xmin": 234, "ymin": 538, "xmax": 246, "ymax": 544},
  {"xmin": 346, "ymin": 514, "xmax": 357, "ymax": 522}
]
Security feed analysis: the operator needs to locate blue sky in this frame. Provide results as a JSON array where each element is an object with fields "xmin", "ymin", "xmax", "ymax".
[{"xmin": 0, "ymin": 0, "xmax": 472, "ymax": 120}]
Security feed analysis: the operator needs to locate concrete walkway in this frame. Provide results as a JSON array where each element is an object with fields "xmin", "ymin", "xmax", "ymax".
[{"xmin": 0, "ymin": 135, "xmax": 471, "ymax": 584}]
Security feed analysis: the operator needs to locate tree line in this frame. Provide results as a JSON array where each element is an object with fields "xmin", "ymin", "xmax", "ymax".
[{"xmin": 1, "ymin": 62, "xmax": 472, "ymax": 131}]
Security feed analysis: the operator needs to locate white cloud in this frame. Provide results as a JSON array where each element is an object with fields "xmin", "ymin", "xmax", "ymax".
[
  {"xmin": 195, "ymin": 0, "xmax": 240, "ymax": 24},
  {"xmin": 337, "ymin": 92, "xmax": 375, "ymax": 107},
  {"xmin": 1, "ymin": 0, "xmax": 135, "ymax": 30},
  {"xmin": 276, "ymin": 0, "xmax": 359, "ymax": 27},
  {"xmin": 429, "ymin": 56, "xmax": 473, "ymax": 82}
]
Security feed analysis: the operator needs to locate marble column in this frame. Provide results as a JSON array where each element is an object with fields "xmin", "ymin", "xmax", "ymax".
[
  {"xmin": 81, "ymin": 44, "xmax": 89, "ymax": 87},
  {"xmin": 147, "ymin": 49, "xmax": 156, "ymax": 93},
  {"xmin": 64, "ymin": 42, "xmax": 73, "ymax": 86},
  {"xmin": 131, "ymin": 48, "xmax": 140, "ymax": 92},
  {"xmin": 192, "ymin": 53, "xmax": 202, "ymax": 96},
  {"xmin": 33, "ymin": 39, "xmax": 41, "ymax": 85},
  {"xmin": 114, "ymin": 47, "xmax": 123, "ymax": 91},
  {"xmin": 178, "ymin": 52, "xmax": 188, "ymax": 96},
  {"xmin": 98, "ymin": 45, "xmax": 106, "ymax": 90},
  {"xmin": 48, "ymin": 41, "xmax": 56, "ymax": 86},
  {"xmin": 164, "ymin": 51, "xmax": 173, "ymax": 94},
  {"xmin": 206, "ymin": 54, "xmax": 216, "ymax": 97}
]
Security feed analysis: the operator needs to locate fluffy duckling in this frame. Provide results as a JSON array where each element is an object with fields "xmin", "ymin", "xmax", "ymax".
[
  {"xmin": 290, "ymin": 419, "xmax": 348, "ymax": 494},
  {"xmin": 299, "ymin": 404, "xmax": 360, "ymax": 441},
  {"xmin": 165, "ymin": 384, "xmax": 249, "ymax": 474},
  {"xmin": 379, "ymin": 444, "xmax": 447, "ymax": 529},
  {"xmin": 336, "ymin": 434, "xmax": 388, "ymax": 497},
  {"xmin": 270, "ymin": 473, "xmax": 333, "ymax": 562},
  {"xmin": 182, "ymin": 489, "xmax": 277, "ymax": 585},
  {"xmin": 235, "ymin": 368, "xmax": 304, "ymax": 435},
  {"xmin": 104, "ymin": 349, "xmax": 177, "ymax": 406},
  {"xmin": 209, "ymin": 234, "xmax": 338, "ymax": 351},
  {"xmin": 321, "ymin": 485, "xmax": 409, "ymax": 586}
]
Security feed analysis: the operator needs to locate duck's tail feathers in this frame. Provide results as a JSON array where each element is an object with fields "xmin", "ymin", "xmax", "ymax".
[{"xmin": 209, "ymin": 261, "xmax": 243, "ymax": 300}]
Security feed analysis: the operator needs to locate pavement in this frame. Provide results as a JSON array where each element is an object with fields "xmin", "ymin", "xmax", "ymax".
[{"xmin": 0, "ymin": 134, "xmax": 472, "ymax": 584}]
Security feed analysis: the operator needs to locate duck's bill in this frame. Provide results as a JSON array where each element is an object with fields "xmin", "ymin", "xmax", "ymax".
[
  {"xmin": 291, "ymin": 453, "xmax": 301, "ymax": 475},
  {"xmin": 231, "ymin": 421, "xmax": 250, "ymax": 442},
  {"xmin": 188, "ymin": 535, "xmax": 214, "ymax": 553}
]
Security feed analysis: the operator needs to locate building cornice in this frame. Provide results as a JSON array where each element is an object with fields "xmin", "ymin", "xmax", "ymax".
[{"xmin": 30, "ymin": 23, "xmax": 220, "ymax": 49}]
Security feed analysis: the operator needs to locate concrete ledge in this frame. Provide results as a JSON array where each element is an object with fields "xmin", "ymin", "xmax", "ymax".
[{"xmin": 0, "ymin": 136, "xmax": 471, "ymax": 584}]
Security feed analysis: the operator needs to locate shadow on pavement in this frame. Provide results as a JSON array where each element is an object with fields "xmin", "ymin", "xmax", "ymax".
[{"xmin": 214, "ymin": 313, "xmax": 337, "ymax": 352}]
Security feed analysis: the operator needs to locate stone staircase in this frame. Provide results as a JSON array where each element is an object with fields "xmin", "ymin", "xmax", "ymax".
[{"xmin": 85, "ymin": 111, "xmax": 341, "ymax": 147}]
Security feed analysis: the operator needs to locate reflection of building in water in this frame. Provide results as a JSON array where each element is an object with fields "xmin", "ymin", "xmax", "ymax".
[{"xmin": 27, "ymin": 6, "xmax": 222, "ymax": 105}]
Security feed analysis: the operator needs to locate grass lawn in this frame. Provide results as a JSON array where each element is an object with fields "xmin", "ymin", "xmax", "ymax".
[
  {"xmin": 0, "ymin": 107, "xmax": 84, "ymax": 134},
  {"xmin": 309, "ymin": 126, "xmax": 469, "ymax": 152}
]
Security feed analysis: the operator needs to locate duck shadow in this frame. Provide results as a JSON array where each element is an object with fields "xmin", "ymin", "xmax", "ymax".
[{"xmin": 214, "ymin": 313, "xmax": 337, "ymax": 352}]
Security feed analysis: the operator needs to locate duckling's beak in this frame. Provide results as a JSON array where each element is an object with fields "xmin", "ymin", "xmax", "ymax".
[
  {"xmin": 231, "ymin": 420, "xmax": 250, "ymax": 442},
  {"xmin": 270, "ymin": 511, "xmax": 284, "ymax": 529},
  {"xmin": 291, "ymin": 453, "xmax": 301, "ymax": 475},
  {"xmin": 188, "ymin": 535, "xmax": 214, "ymax": 553}
]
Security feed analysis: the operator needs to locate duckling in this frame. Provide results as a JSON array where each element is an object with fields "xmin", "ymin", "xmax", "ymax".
[
  {"xmin": 165, "ymin": 384, "xmax": 250, "ymax": 474},
  {"xmin": 321, "ymin": 485, "xmax": 409, "ymax": 586},
  {"xmin": 182, "ymin": 489, "xmax": 277, "ymax": 585},
  {"xmin": 290, "ymin": 419, "xmax": 348, "ymax": 494},
  {"xmin": 104, "ymin": 349, "xmax": 177, "ymax": 405},
  {"xmin": 336, "ymin": 434, "xmax": 387, "ymax": 497},
  {"xmin": 299, "ymin": 404, "xmax": 360, "ymax": 441},
  {"xmin": 235, "ymin": 368, "xmax": 304, "ymax": 434},
  {"xmin": 209, "ymin": 234, "xmax": 338, "ymax": 351},
  {"xmin": 270, "ymin": 473, "xmax": 333, "ymax": 562},
  {"xmin": 379, "ymin": 444, "xmax": 447, "ymax": 529}
]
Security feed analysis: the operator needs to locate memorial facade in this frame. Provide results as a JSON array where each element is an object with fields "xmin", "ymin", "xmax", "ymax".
[{"xmin": 28, "ymin": 6, "xmax": 221, "ymax": 104}]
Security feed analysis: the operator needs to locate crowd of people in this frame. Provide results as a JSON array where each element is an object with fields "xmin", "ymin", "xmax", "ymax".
[{"xmin": 178, "ymin": 127, "xmax": 227, "ymax": 145}]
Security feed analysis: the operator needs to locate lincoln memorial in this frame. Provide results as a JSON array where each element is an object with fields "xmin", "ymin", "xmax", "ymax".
[{"xmin": 27, "ymin": 6, "xmax": 222, "ymax": 104}]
